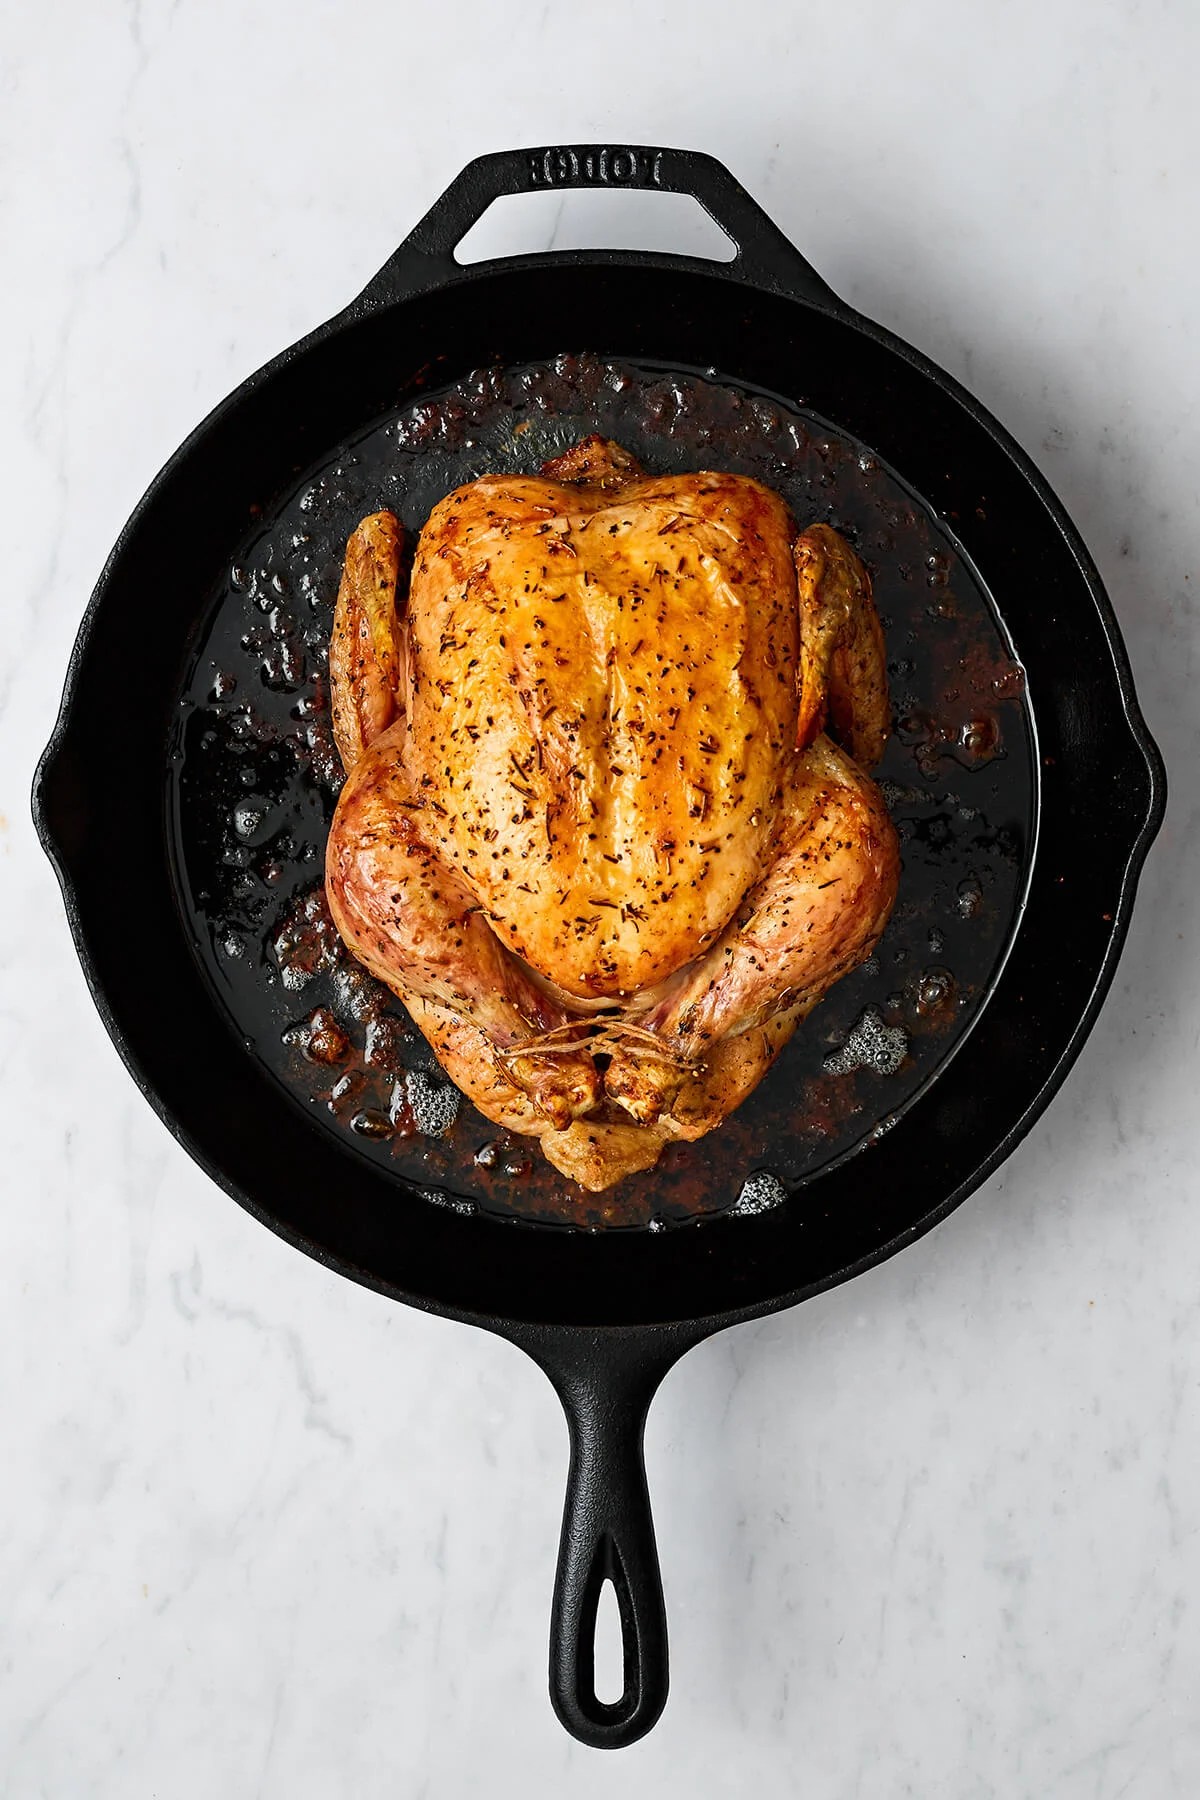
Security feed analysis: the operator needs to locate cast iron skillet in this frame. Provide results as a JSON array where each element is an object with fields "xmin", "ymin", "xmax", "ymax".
[{"xmin": 34, "ymin": 146, "xmax": 1165, "ymax": 1749}]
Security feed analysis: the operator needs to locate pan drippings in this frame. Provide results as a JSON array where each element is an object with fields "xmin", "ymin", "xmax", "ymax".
[{"xmin": 170, "ymin": 355, "xmax": 1035, "ymax": 1230}]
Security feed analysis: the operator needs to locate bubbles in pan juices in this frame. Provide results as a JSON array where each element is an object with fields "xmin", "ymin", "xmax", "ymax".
[
  {"xmin": 730, "ymin": 1172, "xmax": 789, "ymax": 1217},
  {"xmin": 403, "ymin": 1070, "xmax": 460, "ymax": 1138},
  {"xmin": 171, "ymin": 353, "xmax": 1034, "ymax": 1231},
  {"xmin": 822, "ymin": 1008, "xmax": 910, "ymax": 1078}
]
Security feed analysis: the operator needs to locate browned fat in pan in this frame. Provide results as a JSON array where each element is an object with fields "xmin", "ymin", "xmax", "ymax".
[{"xmin": 171, "ymin": 354, "xmax": 1033, "ymax": 1230}]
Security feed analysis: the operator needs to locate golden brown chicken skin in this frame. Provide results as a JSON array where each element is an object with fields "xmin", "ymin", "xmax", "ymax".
[{"xmin": 324, "ymin": 438, "xmax": 899, "ymax": 1190}]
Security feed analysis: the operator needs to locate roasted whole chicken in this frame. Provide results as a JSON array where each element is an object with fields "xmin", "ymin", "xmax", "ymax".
[{"xmin": 325, "ymin": 437, "xmax": 900, "ymax": 1190}]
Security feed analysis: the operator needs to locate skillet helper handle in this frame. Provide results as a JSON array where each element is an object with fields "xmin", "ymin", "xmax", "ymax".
[
  {"xmin": 509, "ymin": 1324, "xmax": 702, "ymax": 1749},
  {"xmin": 350, "ymin": 144, "xmax": 837, "ymax": 311}
]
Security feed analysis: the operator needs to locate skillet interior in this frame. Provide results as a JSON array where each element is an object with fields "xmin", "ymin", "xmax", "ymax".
[
  {"xmin": 35, "ymin": 262, "xmax": 1160, "ymax": 1328},
  {"xmin": 170, "ymin": 352, "xmax": 1034, "ymax": 1232}
]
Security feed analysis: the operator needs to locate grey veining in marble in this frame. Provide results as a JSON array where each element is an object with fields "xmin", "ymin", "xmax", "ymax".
[{"xmin": 2, "ymin": 1, "xmax": 1198, "ymax": 1794}]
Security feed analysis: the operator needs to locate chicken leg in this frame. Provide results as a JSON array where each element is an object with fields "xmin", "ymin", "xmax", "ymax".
[
  {"xmin": 324, "ymin": 514, "xmax": 601, "ymax": 1128},
  {"xmin": 603, "ymin": 736, "xmax": 898, "ymax": 1123}
]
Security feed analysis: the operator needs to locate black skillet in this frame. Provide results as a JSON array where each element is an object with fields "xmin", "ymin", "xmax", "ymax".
[{"xmin": 34, "ymin": 146, "xmax": 1165, "ymax": 1749}]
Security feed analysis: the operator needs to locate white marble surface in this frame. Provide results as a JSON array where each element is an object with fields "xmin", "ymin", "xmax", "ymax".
[{"xmin": 2, "ymin": 1, "xmax": 1198, "ymax": 1791}]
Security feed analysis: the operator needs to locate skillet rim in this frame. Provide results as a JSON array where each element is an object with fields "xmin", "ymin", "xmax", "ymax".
[{"xmin": 32, "ymin": 250, "xmax": 1166, "ymax": 1335}]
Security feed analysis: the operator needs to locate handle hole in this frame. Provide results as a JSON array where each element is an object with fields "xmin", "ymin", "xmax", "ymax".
[
  {"xmin": 454, "ymin": 189, "xmax": 737, "ymax": 266},
  {"xmin": 593, "ymin": 1576, "xmax": 625, "ymax": 1705}
]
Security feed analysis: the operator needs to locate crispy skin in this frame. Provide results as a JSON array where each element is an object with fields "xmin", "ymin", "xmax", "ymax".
[
  {"xmin": 324, "ymin": 440, "xmax": 900, "ymax": 1190},
  {"xmin": 542, "ymin": 433, "xmax": 643, "ymax": 491},
  {"xmin": 401, "ymin": 995, "xmax": 557, "ymax": 1134},
  {"xmin": 540, "ymin": 1118, "xmax": 675, "ymax": 1188},
  {"xmin": 326, "ymin": 720, "xmax": 600, "ymax": 1129},
  {"xmin": 794, "ymin": 523, "xmax": 890, "ymax": 767},
  {"xmin": 604, "ymin": 737, "xmax": 899, "ymax": 1124},
  {"xmin": 402, "ymin": 465, "xmax": 798, "ymax": 999},
  {"xmin": 329, "ymin": 511, "xmax": 406, "ymax": 769}
]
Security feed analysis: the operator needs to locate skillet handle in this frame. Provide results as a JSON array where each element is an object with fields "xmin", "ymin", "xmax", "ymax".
[
  {"xmin": 349, "ymin": 144, "xmax": 837, "ymax": 311},
  {"xmin": 505, "ymin": 1321, "xmax": 706, "ymax": 1750}
]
